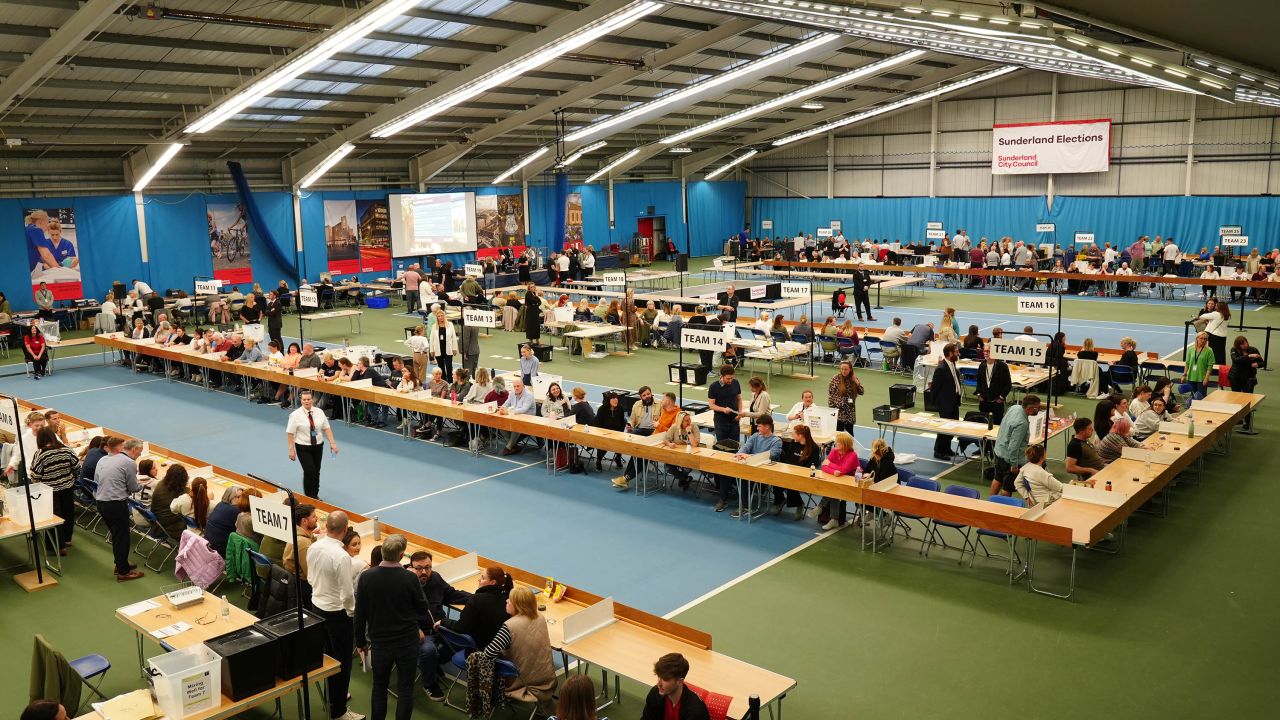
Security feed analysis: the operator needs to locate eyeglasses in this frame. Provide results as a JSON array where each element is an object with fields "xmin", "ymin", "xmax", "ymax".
[{"xmin": 411, "ymin": 565, "xmax": 432, "ymax": 573}]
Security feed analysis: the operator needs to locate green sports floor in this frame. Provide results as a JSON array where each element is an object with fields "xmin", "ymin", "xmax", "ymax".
[{"xmin": 3, "ymin": 257, "xmax": 1277, "ymax": 718}]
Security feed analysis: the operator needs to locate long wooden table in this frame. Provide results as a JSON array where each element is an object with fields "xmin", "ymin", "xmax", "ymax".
[{"xmin": 27, "ymin": 387, "xmax": 795, "ymax": 718}]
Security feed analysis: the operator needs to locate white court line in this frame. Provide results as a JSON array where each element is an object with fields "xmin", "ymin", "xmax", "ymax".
[
  {"xmin": 979, "ymin": 320, "xmax": 1009, "ymax": 333},
  {"xmin": 361, "ymin": 460, "xmax": 541, "ymax": 515},
  {"xmin": 25, "ymin": 378, "xmax": 165, "ymax": 400},
  {"xmin": 663, "ymin": 526, "xmax": 846, "ymax": 619}
]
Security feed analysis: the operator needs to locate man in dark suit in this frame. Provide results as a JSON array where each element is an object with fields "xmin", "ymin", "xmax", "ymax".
[
  {"xmin": 460, "ymin": 322, "xmax": 480, "ymax": 375},
  {"xmin": 264, "ymin": 290, "xmax": 284, "ymax": 351},
  {"xmin": 929, "ymin": 342, "xmax": 963, "ymax": 460},
  {"xmin": 976, "ymin": 355, "xmax": 1013, "ymax": 424},
  {"xmin": 851, "ymin": 267, "xmax": 875, "ymax": 321}
]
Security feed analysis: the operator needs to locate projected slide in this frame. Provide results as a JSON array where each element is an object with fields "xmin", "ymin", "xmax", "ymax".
[{"xmin": 388, "ymin": 192, "xmax": 478, "ymax": 256}]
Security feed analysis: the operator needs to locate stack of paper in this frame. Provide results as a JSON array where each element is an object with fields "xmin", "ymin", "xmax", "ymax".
[{"xmin": 93, "ymin": 689, "xmax": 161, "ymax": 720}]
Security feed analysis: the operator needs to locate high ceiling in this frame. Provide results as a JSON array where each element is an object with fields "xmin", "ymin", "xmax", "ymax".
[{"xmin": 0, "ymin": 0, "xmax": 1275, "ymax": 193}]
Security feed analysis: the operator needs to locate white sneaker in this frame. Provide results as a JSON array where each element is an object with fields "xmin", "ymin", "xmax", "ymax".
[
  {"xmin": 334, "ymin": 712, "xmax": 365, "ymax": 720},
  {"xmin": 821, "ymin": 519, "xmax": 839, "ymax": 531}
]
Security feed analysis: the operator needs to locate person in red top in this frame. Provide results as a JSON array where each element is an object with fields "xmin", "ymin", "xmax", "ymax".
[
  {"xmin": 23, "ymin": 324, "xmax": 49, "ymax": 378},
  {"xmin": 641, "ymin": 653, "xmax": 709, "ymax": 720}
]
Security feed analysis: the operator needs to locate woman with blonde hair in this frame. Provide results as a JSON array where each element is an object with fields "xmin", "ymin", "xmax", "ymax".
[
  {"xmin": 483, "ymin": 586, "xmax": 557, "ymax": 714},
  {"xmin": 818, "ymin": 431, "xmax": 861, "ymax": 530}
]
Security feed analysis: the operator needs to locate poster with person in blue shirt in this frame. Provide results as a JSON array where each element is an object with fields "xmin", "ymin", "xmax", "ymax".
[{"xmin": 23, "ymin": 206, "xmax": 83, "ymax": 300}]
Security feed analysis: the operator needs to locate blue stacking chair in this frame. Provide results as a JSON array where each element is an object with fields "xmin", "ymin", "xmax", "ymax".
[
  {"xmin": 835, "ymin": 336, "xmax": 860, "ymax": 365},
  {"xmin": 1109, "ymin": 364, "xmax": 1137, "ymax": 395},
  {"xmin": 924, "ymin": 485, "xmax": 981, "ymax": 560},
  {"xmin": 438, "ymin": 626, "xmax": 479, "ymax": 712},
  {"xmin": 959, "ymin": 366, "xmax": 979, "ymax": 396},
  {"xmin": 128, "ymin": 501, "xmax": 177, "ymax": 572},
  {"xmin": 970, "ymin": 495, "xmax": 1028, "ymax": 584}
]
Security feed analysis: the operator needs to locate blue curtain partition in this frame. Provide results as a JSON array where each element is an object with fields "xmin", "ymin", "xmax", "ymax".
[{"xmin": 228, "ymin": 162, "xmax": 295, "ymax": 275}]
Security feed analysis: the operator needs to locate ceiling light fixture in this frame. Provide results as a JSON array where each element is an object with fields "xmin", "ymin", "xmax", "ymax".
[
  {"xmin": 800, "ymin": 101, "xmax": 825, "ymax": 110},
  {"xmin": 772, "ymin": 66, "xmax": 1018, "ymax": 147},
  {"xmin": 705, "ymin": 149, "xmax": 758, "ymax": 180},
  {"xmin": 185, "ymin": 0, "xmax": 422, "ymax": 134},
  {"xmin": 556, "ymin": 140, "xmax": 608, "ymax": 168},
  {"xmin": 371, "ymin": 1, "xmax": 662, "ymax": 138},
  {"xmin": 299, "ymin": 143, "xmax": 356, "ymax": 189},
  {"xmin": 565, "ymin": 32, "xmax": 843, "ymax": 143},
  {"xmin": 132, "ymin": 142, "xmax": 185, "ymax": 192},
  {"xmin": 660, "ymin": 48, "xmax": 923, "ymax": 145},
  {"xmin": 493, "ymin": 146, "xmax": 550, "ymax": 184},
  {"xmin": 585, "ymin": 148, "xmax": 642, "ymax": 183},
  {"xmin": 670, "ymin": 146, "xmax": 694, "ymax": 153}
]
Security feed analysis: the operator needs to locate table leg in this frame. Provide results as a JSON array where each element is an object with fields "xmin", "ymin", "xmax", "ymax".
[{"xmin": 1026, "ymin": 540, "xmax": 1078, "ymax": 601}]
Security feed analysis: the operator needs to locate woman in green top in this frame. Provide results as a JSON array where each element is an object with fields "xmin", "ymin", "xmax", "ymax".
[{"xmin": 1182, "ymin": 331, "xmax": 1214, "ymax": 400}]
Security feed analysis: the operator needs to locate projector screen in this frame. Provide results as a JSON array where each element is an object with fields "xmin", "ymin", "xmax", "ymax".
[{"xmin": 388, "ymin": 192, "xmax": 478, "ymax": 256}]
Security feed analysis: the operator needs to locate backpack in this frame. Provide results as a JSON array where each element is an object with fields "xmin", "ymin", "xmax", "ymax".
[{"xmin": 555, "ymin": 445, "xmax": 578, "ymax": 471}]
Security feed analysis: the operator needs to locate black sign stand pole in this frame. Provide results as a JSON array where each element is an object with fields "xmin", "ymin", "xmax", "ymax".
[
  {"xmin": 9, "ymin": 397, "xmax": 46, "ymax": 589},
  {"xmin": 248, "ymin": 473, "xmax": 311, "ymax": 720}
]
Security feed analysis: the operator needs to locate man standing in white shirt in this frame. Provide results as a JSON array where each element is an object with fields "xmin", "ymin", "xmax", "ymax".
[
  {"xmin": 131, "ymin": 278, "xmax": 154, "ymax": 298},
  {"xmin": 3, "ymin": 412, "xmax": 46, "ymax": 480},
  {"xmin": 308, "ymin": 511, "xmax": 363, "ymax": 720},
  {"xmin": 286, "ymin": 390, "xmax": 338, "ymax": 498},
  {"xmin": 1162, "ymin": 238, "xmax": 1181, "ymax": 274}
]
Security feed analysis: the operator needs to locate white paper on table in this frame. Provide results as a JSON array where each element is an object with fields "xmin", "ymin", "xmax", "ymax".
[
  {"xmin": 1119, "ymin": 447, "xmax": 1178, "ymax": 466},
  {"xmin": 119, "ymin": 599, "xmax": 160, "ymax": 617},
  {"xmin": 150, "ymin": 621, "xmax": 192, "ymax": 639},
  {"xmin": 1061, "ymin": 483, "xmax": 1126, "ymax": 508}
]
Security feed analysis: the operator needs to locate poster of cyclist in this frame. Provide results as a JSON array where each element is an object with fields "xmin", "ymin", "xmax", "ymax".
[
  {"xmin": 324, "ymin": 199, "xmax": 361, "ymax": 274},
  {"xmin": 206, "ymin": 201, "xmax": 254, "ymax": 284},
  {"xmin": 22, "ymin": 206, "xmax": 84, "ymax": 300},
  {"xmin": 355, "ymin": 199, "xmax": 391, "ymax": 272}
]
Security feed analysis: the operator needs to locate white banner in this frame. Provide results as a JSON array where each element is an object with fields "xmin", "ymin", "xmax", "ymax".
[
  {"xmin": 463, "ymin": 308, "xmax": 496, "ymax": 327},
  {"xmin": 248, "ymin": 495, "xmax": 294, "ymax": 543},
  {"xmin": 926, "ymin": 221, "xmax": 943, "ymax": 230},
  {"xmin": 1222, "ymin": 235, "xmax": 1249, "ymax": 247},
  {"xmin": 925, "ymin": 229, "xmax": 946, "ymax": 239},
  {"xmin": 830, "ymin": 220, "xmax": 841, "ymax": 230},
  {"xmin": 1219, "ymin": 225, "xmax": 1242, "ymax": 236},
  {"xmin": 816, "ymin": 228, "xmax": 833, "ymax": 237},
  {"xmin": 1035, "ymin": 223, "xmax": 1056, "ymax": 233},
  {"xmin": 298, "ymin": 288, "xmax": 318, "ymax": 308},
  {"xmin": 760, "ymin": 219, "xmax": 773, "ymax": 230},
  {"xmin": 600, "ymin": 271, "xmax": 626, "ymax": 287},
  {"xmin": 992, "ymin": 119, "xmax": 1111, "ymax": 175},
  {"xmin": 1017, "ymin": 296, "xmax": 1059, "ymax": 314},
  {"xmin": 681, "ymin": 327, "xmax": 726, "ymax": 352},
  {"xmin": 781, "ymin": 281, "xmax": 810, "ymax": 298},
  {"xmin": 1074, "ymin": 232, "xmax": 1095, "ymax": 244},
  {"xmin": 464, "ymin": 263, "xmax": 484, "ymax": 277},
  {"xmin": 195, "ymin": 279, "xmax": 223, "ymax": 295},
  {"xmin": 988, "ymin": 338, "xmax": 1048, "ymax": 365}
]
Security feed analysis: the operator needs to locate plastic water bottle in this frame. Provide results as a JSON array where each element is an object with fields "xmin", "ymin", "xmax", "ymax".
[
  {"xmin": 220, "ymin": 594, "xmax": 230, "ymax": 622},
  {"xmin": 372, "ymin": 516, "xmax": 382, "ymax": 541},
  {"xmin": 854, "ymin": 466, "xmax": 864, "ymax": 486},
  {"xmin": 1186, "ymin": 411, "xmax": 1195, "ymax": 438}
]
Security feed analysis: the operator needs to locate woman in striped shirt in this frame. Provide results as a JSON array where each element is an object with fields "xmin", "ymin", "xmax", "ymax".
[
  {"xmin": 30, "ymin": 426, "xmax": 80, "ymax": 554},
  {"xmin": 1098, "ymin": 416, "xmax": 1143, "ymax": 464}
]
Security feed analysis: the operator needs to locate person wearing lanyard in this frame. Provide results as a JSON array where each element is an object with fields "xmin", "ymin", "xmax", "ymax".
[
  {"xmin": 1182, "ymin": 331, "xmax": 1215, "ymax": 400},
  {"xmin": 287, "ymin": 390, "xmax": 339, "ymax": 498},
  {"xmin": 929, "ymin": 342, "xmax": 964, "ymax": 461},
  {"xmin": 93, "ymin": 437, "xmax": 146, "ymax": 581}
]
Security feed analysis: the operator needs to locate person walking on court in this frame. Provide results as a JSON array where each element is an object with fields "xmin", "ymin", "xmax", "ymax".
[
  {"xmin": 929, "ymin": 342, "xmax": 964, "ymax": 460},
  {"xmin": 287, "ymin": 390, "xmax": 338, "ymax": 498}
]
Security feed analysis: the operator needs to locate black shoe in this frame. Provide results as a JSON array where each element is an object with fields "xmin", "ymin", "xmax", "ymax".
[{"xmin": 933, "ymin": 452, "xmax": 954, "ymax": 461}]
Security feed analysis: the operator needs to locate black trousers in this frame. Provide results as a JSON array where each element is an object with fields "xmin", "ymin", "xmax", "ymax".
[
  {"xmin": 978, "ymin": 399, "xmax": 1006, "ymax": 425},
  {"xmin": 267, "ymin": 323, "xmax": 283, "ymax": 351},
  {"xmin": 435, "ymin": 353, "xmax": 453, "ymax": 381},
  {"xmin": 371, "ymin": 639, "xmax": 419, "ymax": 720},
  {"xmin": 853, "ymin": 291, "xmax": 872, "ymax": 319},
  {"xmin": 295, "ymin": 442, "xmax": 324, "ymax": 498},
  {"xmin": 314, "ymin": 607, "xmax": 354, "ymax": 718},
  {"xmin": 52, "ymin": 487, "xmax": 75, "ymax": 547},
  {"xmin": 1207, "ymin": 334, "xmax": 1227, "ymax": 366},
  {"xmin": 97, "ymin": 499, "xmax": 131, "ymax": 574},
  {"xmin": 934, "ymin": 401, "xmax": 959, "ymax": 456}
]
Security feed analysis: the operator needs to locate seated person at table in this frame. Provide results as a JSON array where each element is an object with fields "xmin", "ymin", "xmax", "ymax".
[
  {"xmin": 660, "ymin": 411, "xmax": 700, "ymax": 487},
  {"xmin": 792, "ymin": 314, "xmax": 813, "ymax": 340},
  {"xmin": 437, "ymin": 565, "xmax": 513, "ymax": 649},
  {"xmin": 410, "ymin": 550, "xmax": 471, "ymax": 701},
  {"xmin": 1099, "ymin": 416, "xmax": 1143, "ymax": 463},
  {"xmin": 570, "ymin": 386, "xmax": 595, "ymax": 425},
  {"xmin": 21, "ymin": 700, "xmax": 68, "ymax": 720},
  {"xmin": 1133, "ymin": 396, "xmax": 1174, "ymax": 440},
  {"xmin": 777, "ymin": 424, "xmax": 820, "ymax": 520},
  {"xmin": 641, "ymin": 653, "xmax": 710, "ymax": 720},
  {"xmin": 281, "ymin": 503, "xmax": 318, "ymax": 584},
  {"xmin": 613, "ymin": 389, "xmax": 678, "ymax": 490},
  {"xmin": 350, "ymin": 355, "xmax": 390, "ymax": 428},
  {"xmin": 717, "ymin": 415, "xmax": 783, "ymax": 516},
  {"xmin": 203, "ymin": 486, "xmax": 243, "ymax": 556},
  {"xmin": 497, "ymin": 377, "xmax": 537, "ymax": 455},
  {"xmin": 786, "ymin": 389, "xmax": 816, "ymax": 423},
  {"xmin": 171, "ymin": 476, "xmax": 210, "ymax": 533},
  {"xmin": 664, "ymin": 304, "xmax": 684, "ymax": 345},
  {"xmin": 902, "ymin": 322, "xmax": 934, "ymax": 369},
  {"xmin": 1199, "ymin": 266, "xmax": 1220, "ymax": 298},
  {"xmin": 541, "ymin": 381, "xmax": 571, "ymax": 421},
  {"xmin": 817, "ymin": 430, "xmax": 860, "ymax": 530},
  {"xmin": 592, "ymin": 391, "xmax": 627, "ymax": 470},
  {"xmin": 556, "ymin": 675, "xmax": 598, "ymax": 720},
  {"xmin": 481, "ymin": 586, "xmax": 557, "ymax": 714},
  {"xmin": 1015, "ymin": 444, "xmax": 1072, "ymax": 505},
  {"xmin": 149, "ymin": 464, "xmax": 193, "ymax": 541},
  {"xmin": 1130, "ymin": 385, "xmax": 1153, "ymax": 418},
  {"xmin": 1065, "ymin": 417, "xmax": 1105, "ymax": 481}
]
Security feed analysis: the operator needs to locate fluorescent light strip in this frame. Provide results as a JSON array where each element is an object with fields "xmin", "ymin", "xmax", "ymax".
[
  {"xmin": 373, "ymin": 1, "xmax": 661, "ymax": 138},
  {"xmin": 1236, "ymin": 88, "xmax": 1280, "ymax": 108},
  {"xmin": 772, "ymin": 66, "xmax": 1018, "ymax": 147},
  {"xmin": 299, "ymin": 143, "xmax": 356, "ymax": 188},
  {"xmin": 564, "ymin": 32, "xmax": 843, "ymax": 143},
  {"xmin": 185, "ymin": 0, "xmax": 422, "ymax": 134},
  {"xmin": 661, "ymin": 49, "xmax": 925, "ymax": 145},
  {"xmin": 493, "ymin": 146, "xmax": 550, "ymax": 184},
  {"xmin": 585, "ymin": 148, "xmax": 641, "ymax": 183},
  {"xmin": 556, "ymin": 140, "xmax": 607, "ymax": 168},
  {"xmin": 132, "ymin": 143, "xmax": 184, "ymax": 192},
  {"xmin": 705, "ymin": 149, "xmax": 757, "ymax": 180}
]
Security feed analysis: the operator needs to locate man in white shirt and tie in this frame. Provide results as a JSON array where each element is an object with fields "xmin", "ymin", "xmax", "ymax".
[
  {"xmin": 307, "ymin": 511, "xmax": 363, "ymax": 720},
  {"xmin": 286, "ymin": 390, "xmax": 338, "ymax": 498}
]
